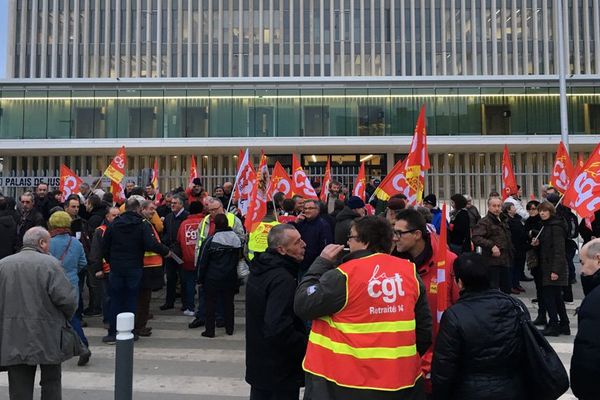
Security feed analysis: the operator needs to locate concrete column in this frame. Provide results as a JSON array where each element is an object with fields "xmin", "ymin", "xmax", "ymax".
[
  {"xmin": 40, "ymin": 0, "xmax": 49, "ymax": 77},
  {"xmin": 30, "ymin": 0, "xmax": 39, "ymax": 77}
]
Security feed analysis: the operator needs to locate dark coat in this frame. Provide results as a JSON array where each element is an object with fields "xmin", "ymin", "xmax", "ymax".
[
  {"xmin": 505, "ymin": 213, "xmax": 528, "ymax": 255},
  {"xmin": 33, "ymin": 194, "xmax": 59, "ymax": 221},
  {"xmin": 431, "ymin": 290, "xmax": 527, "ymax": 400},
  {"xmin": 14, "ymin": 209, "xmax": 46, "ymax": 251},
  {"xmin": 472, "ymin": 212, "xmax": 514, "ymax": 268},
  {"xmin": 578, "ymin": 209, "xmax": 600, "ymax": 244},
  {"xmin": 162, "ymin": 209, "xmax": 190, "ymax": 268},
  {"xmin": 537, "ymin": 216, "xmax": 568, "ymax": 287},
  {"xmin": 102, "ymin": 211, "xmax": 169, "ymax": 273},
  {"xmin": 448, "ymin": 208, "xmax": 471, "ymax": 253},
  {"xmin": 87, "ymin": 204, "xmax": 108, "ymax": 235},
  {"xmin": 245, "ymin": 249, "xmax": 308, "ymax": 391},
  {"xmin": 0, "ymin": 210, "xmax": 17, "ymax": 260},
  {"xmin": 197, "ymin": 230, "xmax": 241, "ymax": 290},
  {"xmin": 294, "ymin": 216, "xmax": 333, "ymax": 272},
  {"xmin": 571, "ymin": 271, "xmax": 600, "ymax": 400},
  {"xmin": 334, "ymin": 206, "xmax": 358, "ymax": 245}
]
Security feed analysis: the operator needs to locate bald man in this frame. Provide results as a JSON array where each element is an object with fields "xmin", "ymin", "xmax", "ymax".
[{"xmin": 571, "ymin": 238, "xmax": 600, "ymax": 400}]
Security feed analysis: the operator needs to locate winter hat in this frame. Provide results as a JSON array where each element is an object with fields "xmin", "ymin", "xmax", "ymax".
[
  {"xmin": 347, "ymin": 196, "xmax": 366, "ymax": 210},
  {"xmin": 192, "ymin": 178, "xmax": 203, "ymax": 187},
  {"xmin": 48, "ymin": 211, "xmax": 72, "ymax": 230},
  {"xmin": 423, "ymin": 194, "xmax": 437, "ymax": 207}
]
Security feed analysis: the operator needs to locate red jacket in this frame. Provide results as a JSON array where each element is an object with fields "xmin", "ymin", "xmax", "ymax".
[
  {"xmin": 176, "ymin": 214, "xmax": 204, "ymax": 271},
  {"xmin": 416, "ymin": 233, "xmax": 459, "ymax": 392}
]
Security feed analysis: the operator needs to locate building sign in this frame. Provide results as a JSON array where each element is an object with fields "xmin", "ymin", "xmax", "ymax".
[{"xmin": 1, "ymin": 177, "xmax": 61, "ymax": 188}]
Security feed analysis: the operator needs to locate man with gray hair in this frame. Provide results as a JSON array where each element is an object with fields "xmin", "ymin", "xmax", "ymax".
[
  {"xmin": 571, "ymin": 238, "xmax": 600, "ymax": 400},
  {"xmin": 245, "ymin": 224, "xmax": 308, "ymax": 399},
  {"xmin": 0, "ymin": 227, "xmax": 78, "ymax": 399}
]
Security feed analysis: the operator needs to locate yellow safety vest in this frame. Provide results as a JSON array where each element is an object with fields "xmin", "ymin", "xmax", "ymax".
[{"xmin": 247, "ymin": 221, "xmax": 280, "ymax": 261}]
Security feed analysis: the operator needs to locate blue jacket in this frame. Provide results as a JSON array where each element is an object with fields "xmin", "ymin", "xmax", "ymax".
[
  {"xmin": 431, "ymin": 207, "xmax": 443, "ymax": 234},
  {"xmin": 50, "ymin": 233, "xmax": 87, "ymax": 295},
  {"xmin": 294, "ymin": 216, "xmax": 333, "ymax": 273}
]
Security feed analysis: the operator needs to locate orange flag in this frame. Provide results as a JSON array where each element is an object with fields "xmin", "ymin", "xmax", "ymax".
[
  {"xmin": 103, "ymin": 146, "xmax": 127, "ymax": 184},
  {"xmin": 563, "ymin": 143, "xmax": 600, "ymax": 219},
  {"xmin": 373, "ymin": 158, "xmax": 410, "ymax": 202},
  {"xmin": 404, "ymin": 105, "xmax": 430, "ymax": 204},
  {"xmin": 245, "ymin": 153, "xmax": 269, "ymax": 232},
  {"xmin": 435, "ymin": 203, "xmax": 449, "ymax": 332},
  {"xmin": 189, "ymin": 155, "xmax": 198, "ymax": 186},
  {"xmin": 291, "ymin": 154, "xmax": 318, "ymax": 199},
  {"xmin": 110, "ymin": 180, "xmax": 126, "ymax": 204},
  {"xmin": 352, "ymin": 162, "xmax": 366, "ymax": 202},
  {"xmin": 550, "ymin": 141, "xmax": 574, "ymax": 194},
  {"xmin": 59, "ymin": 164, "xmax": 83, "ymax": 202},
  {"xmin": 319, "ymin": 157, "xmax": 332, "ymax": 202},
  {"xmin": 268, "ymin": 161, "xmax": 293, "ymax": 200},
  {"xmin": 501, "ymin": 145, "xmax": 517, "ymax": 200},
  {"xmin": 151, "ymin": 158, "xmax": 162, "ymax": 203}
]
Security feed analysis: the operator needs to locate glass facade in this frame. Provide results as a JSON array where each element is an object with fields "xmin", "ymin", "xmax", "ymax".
[{"xmin": 1, "ymin": 85, "xmax": 600, "ymax": 139}]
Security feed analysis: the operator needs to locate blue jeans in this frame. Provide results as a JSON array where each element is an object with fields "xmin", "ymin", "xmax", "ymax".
[
  {"xmin": 70, "ymin": 314, "xmax": 88, "ymax": 347},
  {"xmin": 108, "ymin": 269, "xmax": 143, "ymax": 336},
  {"xmin": 181, "ymin": 269, "xmax": 197, "ymax": 311}
]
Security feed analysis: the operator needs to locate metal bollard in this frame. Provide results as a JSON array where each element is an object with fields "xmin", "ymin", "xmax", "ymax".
[{"xmin": 115, "ymin": 312, "xmax": 135, "ymax": 400}]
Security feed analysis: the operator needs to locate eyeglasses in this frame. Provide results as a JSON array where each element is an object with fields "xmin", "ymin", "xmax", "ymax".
[
  {"xmin": 303, "ymin": 207, "xmax": 318, "ymax": 210},
  {"xmin": 393, "ymin": 229, "xmax": 417, "ymax": 237},
  {"xmin": 347, "ymin": 235, "xmax": 359, "ymax": 241},
  {"xmin": 527, "ymin": 207, "xmax": 537, "ymax": 211}
]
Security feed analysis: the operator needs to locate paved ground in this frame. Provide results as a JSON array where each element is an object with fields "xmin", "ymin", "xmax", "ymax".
[{"xmin": 0, "ymin": 270, "xmax": 583, "ymax": 400}]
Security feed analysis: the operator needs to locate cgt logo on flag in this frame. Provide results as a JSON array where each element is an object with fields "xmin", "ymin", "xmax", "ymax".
[
  {"xmin": 568, "ymin": 161, "xmax": 600, "ymax": 212},
  {"xmin": 185, "ymin": 225, "xmax": 197, "ymax": 245}
]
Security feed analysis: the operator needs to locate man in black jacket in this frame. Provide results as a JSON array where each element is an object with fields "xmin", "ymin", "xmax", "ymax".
[
  {"xmin": 102, "ymin": 197, "xmax": 171, "ymax": 343},
  {"xmin": 160, "ymin": 194, "xmax": 190, "ymax": 311},
  {"xmin": 245, "ymin": 224, "xmax": 308, "ymax": 400},
  {"xmin": 571, "ymin": 238, "xmax": 600, "ymax": 400},
  {"xmin": 15, "ymin": 192, "xmax": 46, "ymax": 251}
]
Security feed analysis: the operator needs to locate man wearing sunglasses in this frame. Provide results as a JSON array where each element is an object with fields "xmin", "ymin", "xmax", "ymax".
[{"xmin": 393, "ymin": 208, "xmax": 460, "ymax": 395}]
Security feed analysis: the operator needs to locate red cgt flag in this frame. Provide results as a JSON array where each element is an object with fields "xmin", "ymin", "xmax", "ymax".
[
  {"xmin": 152, "ymin": 158, "xmax": 162, "ymax": 203},
  {"xmin": 104, "ymin": 146, "xmax": 127, "ymax": 184},
  {"xmin": 352, "ymin": 162, "xmax": 366, "ymax": 202},
  {"xmin": 245, "ymin": 153, "xmax": 269, "ymax": 232},
  {"xmin": 188, "ymin": 155, "xmax": 198, "ymax": 186},
  {"xmin": 291, "ymin": 154, "xmax": 318, "ymax": 199},
  {"xmin": 550, "ymin": 141, "xmax": 574, "ymax": 194},
  {"xmin": 110, "ymin": 180, "xmax": 126, "ymax": 204},
  {"xmin": 563, "ymin": 143, "xmax": 600, "ymax": 219},
  {"xmin": 59, "ymin": 164, "xmax": 83, "ymax": 202},
  {"xmin": 404, "ymin": 105, "xmax": 430, "ymax": 204},
  {"xmin": 574, "ymin": 153, "xmax": 586, "ymax": 176},
  {"xmin": 319, "ymin": 157, "xmax": 332, "ymax": 202},
  {"xmin": 268, "ymin": 161, "xmax": 293, "ymax": 200},
  {"xmin": 233, "ymin": 149, "xmax": 255, "ymax": 215},
  {"xmin": 373, "ymin": 158, "xmax": 411, "ymax": 202},
  {"xmin": 501, "ymin": 145, "xmax": 518, "ymax": 200},
  {"xmin": 435, "ymin": 203, "xmax": 449, "ymax": 333}
]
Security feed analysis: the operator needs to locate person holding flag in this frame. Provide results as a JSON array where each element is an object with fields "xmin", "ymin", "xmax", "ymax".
[
  {"xmin": 393, "ymin": 207, "xmax": 459, "ymax": 394},
  {"xmin": 502, "ymin": 146, "xmax": 528, "ymax": 221}
]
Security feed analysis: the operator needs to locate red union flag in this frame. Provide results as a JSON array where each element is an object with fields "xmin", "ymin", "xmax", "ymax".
[
  {"xmin": 550, "ymin": 141, "xmax": 574, "ymax": 194},
  {"xmin": 563, "ymin": 143, "xmax": 600, "ymax": 219},
  {"xmin": 291, "ymin": 154, "xmax": 318, "ymax": 199},
  {"xmin": 373, "ymin": 158, "xmax": 416, "ymax": 203},
  {"xmin": 110, "ymin": 180, "xmax": 126, "ymax": 204},
  {"xmin": 352, "ymin": 162, "xmax": 366, "ymax": 202},
  {"xmin": 319, "ymin": 157, "xmax": 332, "ymax": 202},
  {"xmin": 233, "ymin": 149, "xmax": 255, "ymax": 215},
  {"xmin": 404, "ymin": 105, "xmax": 430, "ymax": 204},
  {"xmin": 59, "ymin": 164, "xmax": 83, "ymax": 202},
  {"xmin": 501, "ymin": 145, "xmax": 518, "ymax": 200},
  {"xmin": 151, "ymin": 158, "xmax": 162, "ymax": 203},
  {"xmin": 104, "ymin": 146, "xmax": 127, "ymax": 184},
  {"xmin": 435, "ymin": 203, "xmax": 449, "ymax": 331},
  {"xmin": 245, "ymin": 153, "xmax": 270, "ymax": 232},
  {"xmin": 268, "ymin": 161, "xmax": 293, "ymax": 200},
  {"xmin": 188, "ymin": 155, "xmax": 198, "ymax": 186}
]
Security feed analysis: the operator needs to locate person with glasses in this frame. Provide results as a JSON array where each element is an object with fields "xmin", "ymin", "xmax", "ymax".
[
  {"xmin": 15, "ymin": 192, "xmax": 45, "ymax": 252},
  {"xmin": 393, "ymin": 208, "xmax": 460, "ymax": 395},
  {"xmin": 293, "ymin": 199, "xmax": 333, "ymax": 279},
  {"xmin": 295, "ymin": 216, "xmax": 432, "ymax": 399}
]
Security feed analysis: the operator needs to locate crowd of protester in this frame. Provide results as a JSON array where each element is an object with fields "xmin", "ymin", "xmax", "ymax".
[{"xmin": 1, "ymin": 176, "xmax": 600, "ymax": 400}]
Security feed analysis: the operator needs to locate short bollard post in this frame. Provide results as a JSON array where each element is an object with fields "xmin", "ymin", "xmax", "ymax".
[{"xmin": 115, "ymin": 312, "xmax": 135, "ymax": 400}]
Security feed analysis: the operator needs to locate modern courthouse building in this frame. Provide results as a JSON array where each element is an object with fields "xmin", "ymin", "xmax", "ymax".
[{"xmin": 1, "ymin": 0, "xmax": 599, "ymax": 198}]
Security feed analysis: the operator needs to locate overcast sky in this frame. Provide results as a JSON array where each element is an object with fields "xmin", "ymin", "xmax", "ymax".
[{"xmin": 0, "ymin": 0, "xmax": 8, "ymax": 78}]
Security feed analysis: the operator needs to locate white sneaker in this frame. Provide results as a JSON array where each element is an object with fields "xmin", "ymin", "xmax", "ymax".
[{"xmin": 183, "ymin": 310, "xmax": 195, "ymax": 317}]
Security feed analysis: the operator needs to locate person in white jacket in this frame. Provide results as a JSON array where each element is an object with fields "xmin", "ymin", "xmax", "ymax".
[{"xmin": 504, "ymin": 185, "xmax": 529, "ymax": 221}]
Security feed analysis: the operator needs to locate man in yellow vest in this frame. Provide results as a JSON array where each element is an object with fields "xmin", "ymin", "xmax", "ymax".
[
  {"xmin": 188, "ymin": 197, "xmax": 245, "ymax": 329},
  {"xmin": 294, "ymin": 216, "xmax": 432, "ymax": 399},
  {"xmin": 247, "ymin": 201, "xmax": 280, "ymax": 262},
  {"xmin": 136, "ymin": 200, "xmax": 165, "ymax": 337}
]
